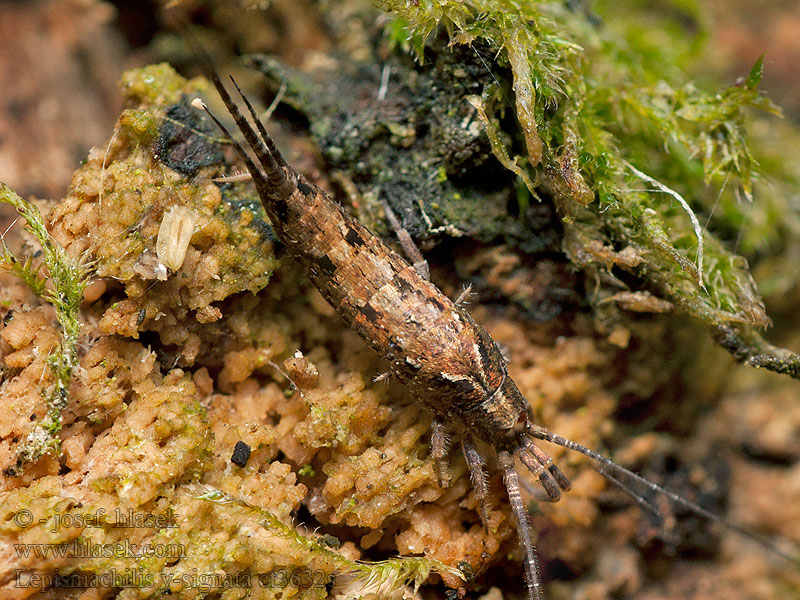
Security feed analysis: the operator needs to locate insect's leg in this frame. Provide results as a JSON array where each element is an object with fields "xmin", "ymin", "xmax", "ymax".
[
  {"xmin": 518, "ymin": 469, "xmax": 560, "ymax": 502},
  {"xmin": 431, "ymin": 418, "xmax": 451, "ymax": 487},
  {"xmin": 498, "ymin": 450, "xmax": 544, "ymax": 600},
  {"xmin": 454, "ymin": 284, "xmax": 473, "ymax": 306},
  {"xmin": 381, "ymin": 200, "xmax": 430, "ymax": 280},
  {"xmin": 461, "ymin": 435, "xmax": 490, "ymax": 531},
  {"xmin": 372, "ymin": 371, "xmax": 391, "ymax": 384},
  {"xmin": 519, "ymin": 450, "xmax": 561, "ymax": 502},
  {"xmin": 212, "ymin": 172, "xmax": 254, "ymax": 183}
]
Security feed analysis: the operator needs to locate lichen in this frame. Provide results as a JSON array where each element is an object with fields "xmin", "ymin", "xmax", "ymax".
[{"xmin": 49, "ymin": 64, "xmax": 279, "ymax": 360}]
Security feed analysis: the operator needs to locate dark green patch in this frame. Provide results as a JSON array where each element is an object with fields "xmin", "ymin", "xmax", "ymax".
[
  {"xmin": 157, "ymin": 101, "xmax": 224, "ymax": 177},
  {"xmin": 248, "ymin": 46, "xmax": 562, "ymax": 255}
]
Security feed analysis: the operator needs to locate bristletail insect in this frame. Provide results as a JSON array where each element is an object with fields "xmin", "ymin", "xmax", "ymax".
[{"xmin": 190, "ymin": 60, "xmax": 797, "ymax": 600}]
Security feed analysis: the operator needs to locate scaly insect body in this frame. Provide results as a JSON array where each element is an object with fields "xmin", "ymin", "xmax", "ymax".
[
  {"xmin": 196, "ymin": 72, "xmax": 567, "ymax": 599},
  {"xmin": 295, "ymin": 192, "xmax": 523, "ymax": 441},
  {"xmin": 194, "ymin": 69, "xmax": 794, "ymax": 600},
  {"xmin": 200, "ymin": 78, "xmax": 543, "ymax": 449}
]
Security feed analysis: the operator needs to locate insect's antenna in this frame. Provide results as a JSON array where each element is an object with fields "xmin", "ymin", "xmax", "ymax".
[
  {"xmin": 598, "ymin": 465, "xmax": 663, "ymax": 518},
  {"xmin": 527, "ymin": 424, "xmax": 800, "ymax": 564},
  {"xmin": 499, "ymin": 450, "xmax": 544, "ymax": 600}
]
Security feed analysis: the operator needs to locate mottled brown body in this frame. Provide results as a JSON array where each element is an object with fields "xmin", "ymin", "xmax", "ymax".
[
  {"xmin": 273, "ymin": 175, "xmax": 527, "ymax": 445},
  {"xmin": 196, "ymin": 69, "xmax": 787, "ymax": 600},
  {"xmin": 196, "ymin": 71, "xmax": 564, "ymax": 599}
]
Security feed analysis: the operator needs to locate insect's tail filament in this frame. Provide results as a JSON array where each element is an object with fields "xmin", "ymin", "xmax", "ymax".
[
  {"xmin": 499, "ymin": 450, "xmax": 544, "ymax": 600},
  {"xmin": 526, "ymin": 424, "xmax": 800, "ymax": 565},
  {"xmin": 191, "ymin": 98, "xmax": 270, "ymax": 191},
  {"xmin": 228, "ymin": 76, "xmax": 288, "ymax": 170},
  {"xmin": 209, "ymin": 71, "xmax": 294, "ymax": 197},
  {"xmin": 186, "ymin": 33, "xmax": 295, "ymax": 201}
]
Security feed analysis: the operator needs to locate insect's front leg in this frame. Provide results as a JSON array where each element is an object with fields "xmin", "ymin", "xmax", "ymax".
[
  {"xmin": 382, "ymin": 199, "xmax": 430, "ymax": 281},
  {"xmin": 462, "ymin": 435, "xmax": 490, "ymax": 530}
]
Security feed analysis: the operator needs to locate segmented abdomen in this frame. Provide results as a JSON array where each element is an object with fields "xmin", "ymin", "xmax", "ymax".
[
  {"xmin": 272, "ymin": 176, "xmax": 511, "ymax": 425},
  {"xmin": 275, "ymin": 179, "xmax": 453, "ymax": 373}
]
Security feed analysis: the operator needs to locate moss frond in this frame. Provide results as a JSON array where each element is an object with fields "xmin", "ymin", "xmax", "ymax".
[
  {"xmin": 197, "ymin": 486, "xmax": 463, "ymax": 595},
  {"xmin": 375, "ymin": 0, "xmax": 800, "ymax": 377},
  {"xmin": 0, "ymin": 241, "xmax": 46, "ymax": 297},
  {"xmin": 0, "ymin": 183, "xmax": 92, "ymax": 474}
]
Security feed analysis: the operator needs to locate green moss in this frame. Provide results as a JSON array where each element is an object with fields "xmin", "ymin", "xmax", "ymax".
[
  {"xmin": 373, "ymin": 0, "xmax": 800, "ymax": 377},
  {"xmin": 0, "ymin": 184, "xmax": 92, "ymax": 474},
  {"xmin": 198, "ymin": 487, "xmax": 462, "ymax": 595},
  {"xmin": 298, "ymin": 464, "xmax": 316, "ymax": 477}
]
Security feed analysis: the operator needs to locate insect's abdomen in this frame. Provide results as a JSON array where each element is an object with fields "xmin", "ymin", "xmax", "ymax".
[
  {"xmin": 272, "ymin": 176, "xmax": 525, "ymax": 436},
  {"xmin": 275, "ymin": 178, "xmax": 452, "ymax": 366}
]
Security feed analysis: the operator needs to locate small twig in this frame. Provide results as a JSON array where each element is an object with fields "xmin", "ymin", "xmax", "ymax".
[
  {"xmin": 377, "ymin": 64, "xmax": 391, "ymax": 102},
  {"xmin": 264, "ymin": 81, "xmax": 287, "ymax": 120},
  {"xmin": 98, "ymin": 127, "xmax": 120, "ymax": 216},
  {"xmin": 625, "ymin": 161, "xmax": 705, "ymax": 290}
]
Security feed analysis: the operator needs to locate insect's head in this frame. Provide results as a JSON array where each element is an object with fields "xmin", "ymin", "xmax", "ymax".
[
  {"xmin": 466, "ymin": 373, "xmax": 572, "ymax": 500},
  {"xmin": 463, "ymin": 375, "xmax": 530, "ymax": 447}
]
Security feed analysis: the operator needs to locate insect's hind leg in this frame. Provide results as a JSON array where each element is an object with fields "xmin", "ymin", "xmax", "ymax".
[{"xmin": 381, "ymin": 200, "xmax": 430, "ymax": 280}]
